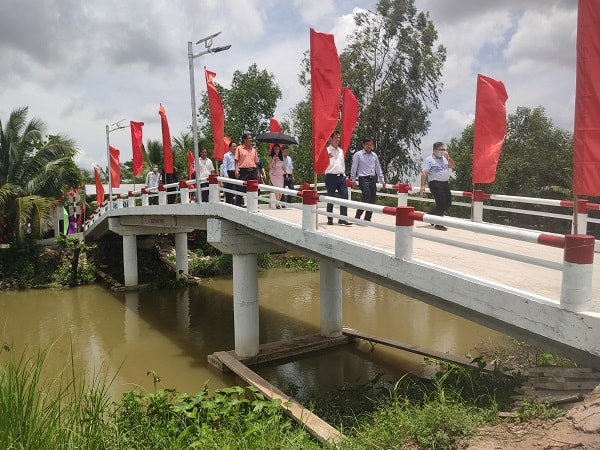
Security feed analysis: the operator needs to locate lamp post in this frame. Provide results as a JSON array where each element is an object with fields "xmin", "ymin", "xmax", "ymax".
[
  {"xmin": 188, "ymin": 32, "xmax": 231, "ymax": 202},
  {"xmin": 105, "ymin": 120, "xmax": 129, "ymax": 210}
]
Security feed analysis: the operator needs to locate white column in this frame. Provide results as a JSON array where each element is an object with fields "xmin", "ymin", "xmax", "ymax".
[
  {"xmin": 232, "ymin": 253, "xmax": 259, "ymax": 357},
  {"xmin": 395, "ymin": 206, "xmax": 414, "ymax": 260},
  {"xmin": 560, "ymin": 235, "xmax": 594, "ymax": 312},
  {"xmin": 175, "ymin": 232, "xmax": 189, "ymax": 279},
  {"xmin": 302, "ymin": 189, "xmax": 319, "ymax": 231},
  {"xmin": 320, "ymin": 260, "xmax": 342, "ymax": 337},
  {"xmin": 122, "ymin": 234, "xmax": 138, "ymax": 287}
]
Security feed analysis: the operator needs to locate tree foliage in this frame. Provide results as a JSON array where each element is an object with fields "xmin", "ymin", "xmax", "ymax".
[
  {"xmin": 449, "ymin": 106, "xmax": 574, "ymax": 232},
  {"xmin": 0, "ymin": 107, "xmax": 81, "ymax": 244},
  {"xmin": 450, "ymin": 106, "xmax": 573, "ymax": 197},
  {"xmin": 198, "ymin": 63, "xmax": 282, "ymax": 146},
  {"xmin": 341, "ymin": 0, "xmax": 446, "ymax": 182}
]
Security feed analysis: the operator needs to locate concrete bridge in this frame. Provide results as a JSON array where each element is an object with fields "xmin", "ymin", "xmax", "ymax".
[{"xmin": 82, "ymin": 177, "xmax": 600, "ymax": 368}]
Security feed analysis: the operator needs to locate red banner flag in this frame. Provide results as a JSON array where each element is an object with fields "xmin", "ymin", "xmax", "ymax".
[
  {"xmin": 574, "ymin": 0, "xmax": 600, "ymax": 196},
  {"xmin": 187, "ymin": 150, "xmax": 195, "ymax": 179},
  {"xmin": 341, "ymin": 87, "xmax": 359, "ymax": 155},
  {"xmin": 310, "ymin": 28, "xmax": 342, "ymax": 174},
  {"xmin": 205, "ymin": 67, "xmax": 226, "ymax": 161},
  {"xmin": 130, "ymin": 121, "xmax": 144, "ymax": 176},
  {"xmin": 109, "ymin": 146, "xmax": 121, "ymax": 188},
  {"xmin": 159, "ymin": 104, "xmax": 174, "ymax": 173},
  {"xmin": 94, "ymin": 166, "xmax": 105, "ymax": 204},
  {"xmin": 269, "ymin": 118, "xmax": 281, "ymax": 151},
  {"xmin": 472, "ymin": 74, "xmax": 508, "ymax": 184}
]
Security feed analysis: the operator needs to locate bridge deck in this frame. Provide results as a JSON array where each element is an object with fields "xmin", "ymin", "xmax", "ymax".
[{"xmin": 258, "ymin": 203, "xmax": 599, "ymax": 306}]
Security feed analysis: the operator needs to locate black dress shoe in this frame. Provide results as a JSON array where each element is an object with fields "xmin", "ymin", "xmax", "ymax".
[
  {"xmin": 434, "ymin": 225, "xmax": 447, "ymax": 231},
  {"xmin": 338, "ymin": 220, "xmax": 352, "ymax": 226},
  {"xmin": 327, "ymin": 219, "xmax": 333, "ymax": 225}
]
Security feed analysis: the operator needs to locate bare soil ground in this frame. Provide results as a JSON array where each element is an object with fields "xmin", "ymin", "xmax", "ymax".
[{"xmin": 459, "ymin": 386, "xmax": 600, "ymax": 449}]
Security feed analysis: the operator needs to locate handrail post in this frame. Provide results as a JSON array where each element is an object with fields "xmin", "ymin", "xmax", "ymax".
[
  {"xmin": 179, "ymin": 180, "xmax": 189, "ymax": 204},
  {"xmin": 574, "ymin": 199, "xmax": 589, "ymax": 234},
  {"xmin": 141, "ymin": 188, "xmax": 149, "ymax": 206},
  {"xmin": 560, "ymin": 234, "xmax": 595, "ymax": 312},
  {"xmin": 395, "ymin": 206, "xmax": 415, "ymax": 259},
  {"xmin": 395, "ymin": 183, "xmax": 411, "ymax": 207},
  {"xmin": 158, "ymin": 184, "xmax": 167, "ymax": 205},
  {"xmin": 128, "ymin": 191, "xmax": 136, "ymax": 208},
  {"xmin": 473, "ymin": 190, "xmax": 489, "ymax": 223},
  {"xmin": 208, "ymin": 174, "xmax": 220, "ymax": 203},
  {"xmin": 116, "ymin": 194, "xmax": 123, "ymax": 209},
  {"xmin": 245, "ymin": 180, "xmax": 259, "ymax": 213},
  {"xmin": 302, "ymin": 189, "xmax": 319, "ymax": 231}
]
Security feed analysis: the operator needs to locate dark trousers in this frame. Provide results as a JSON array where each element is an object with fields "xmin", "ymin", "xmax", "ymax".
[
  {"xmin": 282, "ymin": 174, "xmax": 295, "ymax": 203},
  {"xmin": 200, "ymin": 182, "xmax": 209, "ymax": 202},
  {"xmin": 428, "ymin": 180, "xmax": 452, "ymax": 216},
  {"xmin": 325, "ymin": 174, "xmax": 348, "ymax": 217},
  {"xmin": 225, "ymin": 170, "xmax": 239, "ymax": 204},
  {"xmin": 237, "ymin": 168, "xmax": 258, "ymax": 206},
  {"xmin": 355, "ymin": 176, "xmax": 377, "ymax": 221}
]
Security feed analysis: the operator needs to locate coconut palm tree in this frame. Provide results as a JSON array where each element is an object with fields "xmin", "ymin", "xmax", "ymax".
[{"xmin": 0, "ymin": 106, "xmax": 81, "ymax": 244}]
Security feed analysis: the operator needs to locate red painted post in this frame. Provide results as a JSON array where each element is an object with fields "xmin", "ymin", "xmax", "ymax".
[{"xmin": 560, "ymin": 234, "xmax": 595, "ymax": 311}]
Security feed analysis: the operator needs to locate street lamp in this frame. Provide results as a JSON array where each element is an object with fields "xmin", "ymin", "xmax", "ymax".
[
  {"xmin": 105, "ymin": 120, "xmax": 129, "ymax": 210},
  {"xmin": 188, "ymin": 32, "xmax": 231, "ymax": 202}
]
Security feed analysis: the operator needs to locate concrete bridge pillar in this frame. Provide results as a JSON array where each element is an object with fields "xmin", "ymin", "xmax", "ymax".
[
  {"xmin": 320, "ymin": 260, "xmax": 342, "ymax": 337},
  {"xmin": 122, "ymin": 234, "xmax": 138, "ymax": 287},
  {"xmin": 175, "ymin": 232, "xmax": 189, "ymax": 279},
  {"xmin": 232, "ymin": 253, "xmax": 260, "ymax": 357}
]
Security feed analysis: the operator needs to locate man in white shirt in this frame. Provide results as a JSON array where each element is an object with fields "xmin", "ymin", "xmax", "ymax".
[
  {"xmin": 192, "ymin": 148, "xmax": 215, "ymax": 202},
  {"xmin": 145, "ymin": 164, "xmax": 161, "ymax": 205},
  {"xmin": 324, "ymin": 131, "xmax": 351, "ymax": 226},
  {"xmin": 420, "ymin": 141, "xmax": 456, "ymax": 230},
  {"xmin": 282, "ymin": 145, "xmax": 294, "ymax": 204}
]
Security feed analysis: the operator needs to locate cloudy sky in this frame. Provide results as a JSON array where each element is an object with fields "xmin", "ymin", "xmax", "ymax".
[{"xmin": 0, "ymin": 0, "xmax": 577, "ymax": 172}]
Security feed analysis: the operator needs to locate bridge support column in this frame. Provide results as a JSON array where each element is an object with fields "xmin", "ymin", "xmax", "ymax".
[
  {"xmin": 320, "ymin": 260, "xmax": 342, "ymax": 337},
  {"xmin": 561, "ymin": 234, "xmax": 594, "ymax": 312},
  {"xmin": 122, "ymin": 234, "xmax": 138, "ymax": 287},
  {"xmin": 175, "ymin": 232, "xmax": 189, "ymax": 279},
  {"xmin": 232, "ymin": 253, "xmax": 259, "ymax": 357}
]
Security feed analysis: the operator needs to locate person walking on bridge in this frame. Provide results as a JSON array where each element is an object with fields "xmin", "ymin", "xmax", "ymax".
[
  {"xmin": 145, "ymin": 164, "xmax": 161, "ymax": 205},
  {"xmin": 221, "ymin": 141, "xmax": 238, "ymax": 204},
  {"xmin": 234, "ymin": 132, "xmax": 259, "ymax": 206},
  {"xmin": 324, "ymin": 131, "xmax": 352, "ymax": 226},
  {"xmin": 420, "ymin": 141, "xmax": 455, "ymax": 230},
  {"xmin": 351, "ymin": 137, "xmax": 386, "ymax": 222}
]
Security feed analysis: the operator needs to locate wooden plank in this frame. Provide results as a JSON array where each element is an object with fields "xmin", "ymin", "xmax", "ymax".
[
  {"xmin": 208, "ymin": 333, "xmax": 351, "ymax": 372},
  {"xmin": 342, "ymin": 327, "xmax": 491, "ymax": 371},
  {"xmin": 214, "ymin": 351, "xmax": 345, "ymax": 447}
]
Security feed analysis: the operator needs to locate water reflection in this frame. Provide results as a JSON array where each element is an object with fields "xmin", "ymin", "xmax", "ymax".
[{"xmin": 0, "ymin": 269, "xmax": 508, "ymax": 400}]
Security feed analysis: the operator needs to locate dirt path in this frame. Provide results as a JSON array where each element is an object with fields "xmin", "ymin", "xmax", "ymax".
[{"xmin": 460, "ymin": 387, "xmax": 600, "ymax": 449}]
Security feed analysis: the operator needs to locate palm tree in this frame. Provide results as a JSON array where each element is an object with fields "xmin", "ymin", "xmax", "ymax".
[{"xmin": 0, "ymin": 107, "xmax": 81, "ymax": 244}]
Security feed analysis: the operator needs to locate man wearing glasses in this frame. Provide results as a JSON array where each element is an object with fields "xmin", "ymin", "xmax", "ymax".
[{"xmin": 420, "ymin": 141, "xmax": 455, "ymax": 230}]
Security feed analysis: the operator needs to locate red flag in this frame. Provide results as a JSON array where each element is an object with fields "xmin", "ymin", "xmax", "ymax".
[
  {"xmin": 269, "ymin": 118, "xmax": 281, "ymax": 151},
  {"xmin": 94, "ymin": 166, "xmax": 105, "ymax": 204},
  {"xmin": 310, "ymin": 28, "xmax": 342, "ymax": 174},
  {"xmin": 187, "ymin": 150, "xmax": 195, "ymax": 179},
  {"xmin": 341, "ymin": 87, "xmax": 359, "ymax": 155},
  {"xmin": 205, "ymin": 67, "xmax": 226, "ymax": 161},
  {"xmin": 130, "ymin": 121, "xmax": 144, "ymax": 176},
  {"xmin": 574, "ymin": 0, "xmax": 600, "ymax": 196},
  {"xmin": 472, "ymin": 74, "xmax": 508, "ymax": 184},
  {"xmin": 224, "ymin": 136, "xmax": 231, "ymax": 146},
  {"xmin": 109, "ymin": 146, "xmax": 121, "ymax": 188},
  {"xmin": 159, "ymin": 104, "xmax": 174, "ymax": 173}
]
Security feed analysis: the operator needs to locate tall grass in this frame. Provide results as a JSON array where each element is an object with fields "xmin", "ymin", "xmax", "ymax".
[{"xmin": 0, "ymin": 341, "xmax": 113, "ymax": 449}]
